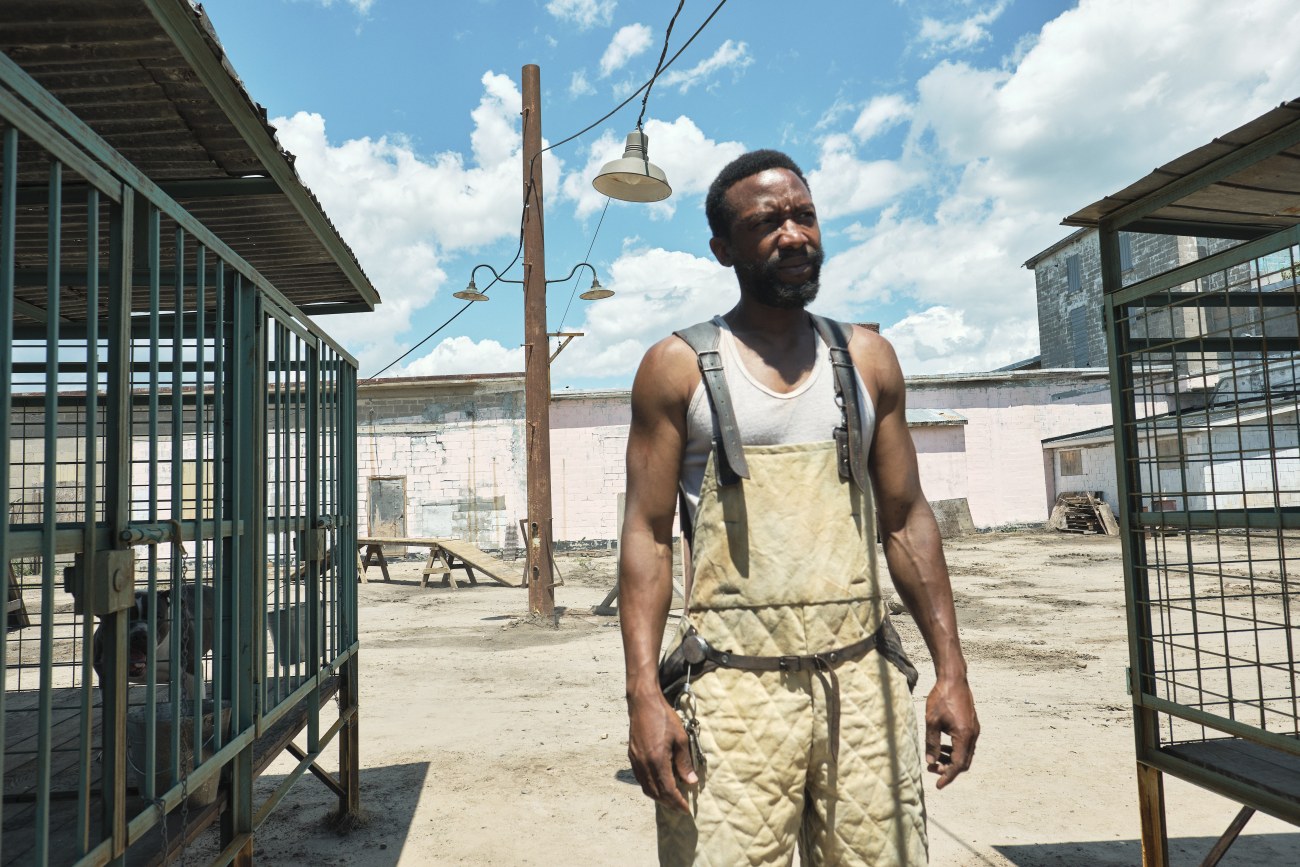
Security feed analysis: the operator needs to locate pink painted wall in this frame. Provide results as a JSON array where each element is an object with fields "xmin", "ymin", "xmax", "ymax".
[
  {"xmin": 912, "ymin": 426, "xmax": 968, "ymax": 503},
  {"xmin": 906, "ymin": 371, "xmax": 1116, "ymax": 527},
  {"xmin": 549, "ymin": 392, "xmax": 630, "ymax": 544}
]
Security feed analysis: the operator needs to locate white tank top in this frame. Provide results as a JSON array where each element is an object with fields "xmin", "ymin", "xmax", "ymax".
[{"xmin": 679, "ymin": 316, "xmax": 876, "ymax": 524}]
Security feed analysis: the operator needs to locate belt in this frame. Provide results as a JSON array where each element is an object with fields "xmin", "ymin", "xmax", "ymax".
[{"xmin": 662, "ymin": 626, "xmax": 890, "ymax": 765}]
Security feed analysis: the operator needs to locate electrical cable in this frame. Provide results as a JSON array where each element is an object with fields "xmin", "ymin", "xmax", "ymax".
[
  {"xmin": 636, "ymin": 0, "xmax": 686, "ymax": 131},
  {"xmin": 364, "ymin": 217, "xmax": 524, "ymax": 380},
  {"xmin": 365, "ymin": 0, "xmax": 730, "ymax": 380},
  {"xmin": 556, "ymin": 195, "xmax": 611, "ymax": 335},
  {"xmin": 541, "ymin": 0, "xmax": 730, "ymax": 157}
]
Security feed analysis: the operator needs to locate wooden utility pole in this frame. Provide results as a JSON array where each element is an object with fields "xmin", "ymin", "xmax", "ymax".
[{"xmin": 521, "ymin": 64, "xmax": 555, "ymax": 618}]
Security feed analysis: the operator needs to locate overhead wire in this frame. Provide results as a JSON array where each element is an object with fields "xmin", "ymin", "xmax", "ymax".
[
  {"xmin": 636, "ymin": 0, "xmax": 686, "ymax": 131},
  {"xmin": 365, "ymin": 0, "xmax": 731, "ymax": 381},
  {"xmin": 556, "ymin": 195, "xmax": 611, "ymax": 336}
]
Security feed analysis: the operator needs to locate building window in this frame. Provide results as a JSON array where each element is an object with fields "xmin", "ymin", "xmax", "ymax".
[
  {"xmin": 1119, "ymin": 233, "xmax": 1134, "ymax": 272},
  {"xmin": 1070, "ymin": 307, "xmax": 1090, "ymax": 367},
  {"xmin": 1066, "ymin": 254, "xmax": 1081, "ymax": 293},
  {"xmin": 1155, "ymin": 435, "xmax": 1184, "ymax": 463},
  {"xmin": 1060, "ymin": 449, "xmax": 1083, "ymax": 476}
]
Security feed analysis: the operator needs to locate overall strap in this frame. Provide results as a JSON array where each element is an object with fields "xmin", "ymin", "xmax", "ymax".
[
  {"xmin": 809, "ymin": 314, "xmax": 867, "ymax": 491},
  {"xmin": 673, "ymin": 321, "xmax": 749, "ymax": 486}
]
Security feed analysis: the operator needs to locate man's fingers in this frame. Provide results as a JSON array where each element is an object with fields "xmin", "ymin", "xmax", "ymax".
[
  {"xmin": 672, "ymin": 734, "xmax": 698, "ymax": 787},
  {"xmin": 935, "ymin": 735, "xmax": 975, "ymax": 789},
  {"xmin": 924, "ymin": 719, "xmax": 942, "ymax": 766},
  {"xmin": 654, "ymin": 753, "xmax": 692, "ymax": 814}
]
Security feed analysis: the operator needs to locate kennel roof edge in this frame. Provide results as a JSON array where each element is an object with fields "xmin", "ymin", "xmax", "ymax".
[
  {"xmin": 0, "ymin": 0, "xmax": 380, "ymax": 315},
  {"xmin": 1064, "ymin": 97, "xmax": 1300, "ymax": 241}
]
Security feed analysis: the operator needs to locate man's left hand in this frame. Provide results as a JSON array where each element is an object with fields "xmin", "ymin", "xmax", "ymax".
[{"xmin": 924, "ymin": 677, "xmax": 978, "ymax": 789}]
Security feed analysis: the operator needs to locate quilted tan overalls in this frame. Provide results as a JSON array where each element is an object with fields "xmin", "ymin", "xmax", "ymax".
[{"xmin": 656, "ymin": 318, "xmax": 928, "ymax": 866}]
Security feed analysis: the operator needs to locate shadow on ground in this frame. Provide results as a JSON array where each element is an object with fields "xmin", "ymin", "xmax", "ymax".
[
  {"xmin": 199, "ymin": 760, "xmax": 431, "ymax": 866},
  {"xmin": 996, "ymin": 832, "xmax": 1300, "ymax": 866}
]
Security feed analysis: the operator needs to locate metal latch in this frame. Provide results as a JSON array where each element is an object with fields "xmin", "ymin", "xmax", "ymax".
[{"xmin": 64, "ymin": 549, "xmax": 135, "ymax": 616}]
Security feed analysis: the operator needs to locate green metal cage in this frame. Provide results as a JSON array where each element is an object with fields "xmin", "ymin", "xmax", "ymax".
[
  {"xmin": 1, "ymin": 26, "xmax": 361, "ymax": 867},
  {"xmin": 1083, "ymin": 100, "xmax": 1300, "ymax": 863}
]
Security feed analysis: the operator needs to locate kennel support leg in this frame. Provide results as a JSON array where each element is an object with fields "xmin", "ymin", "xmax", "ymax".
[{"xmin": 1137, "ymin": 761, "xmax": 1169, "ymax": 867}]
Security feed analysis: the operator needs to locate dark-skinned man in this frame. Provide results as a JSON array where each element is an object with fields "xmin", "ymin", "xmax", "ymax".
[{"xmin": 619, "ymin": 149, "xmax": 979, "ymax": 866}]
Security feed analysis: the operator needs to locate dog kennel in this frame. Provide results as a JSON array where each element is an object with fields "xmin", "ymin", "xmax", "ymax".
[
  {"xmin": 2, "ymin": 2, "xmax": 373, "ymax": 864},
  {"xmin": 1068, "ymin": 98, "xmax": 1300, "ymax": 864}
]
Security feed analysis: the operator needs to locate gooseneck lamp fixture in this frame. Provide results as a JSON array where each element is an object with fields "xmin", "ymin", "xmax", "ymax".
[
  {"xmin": 454, "ymin": 261, "xmax": 611, "ymax": 303},
  {"xmin": 592, "ymin": 128, "xmax": 672, "ymax": 203}
]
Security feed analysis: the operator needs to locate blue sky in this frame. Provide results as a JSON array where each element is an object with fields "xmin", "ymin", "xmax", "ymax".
[{"xmin": 204, "ymin": 0, "xmax": 1300, "ymax": 387}]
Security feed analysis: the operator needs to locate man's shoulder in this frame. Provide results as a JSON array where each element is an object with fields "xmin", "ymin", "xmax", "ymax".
[{"xmin": 632, "ymin": 331, "xmax": 704, "ymax": 411}]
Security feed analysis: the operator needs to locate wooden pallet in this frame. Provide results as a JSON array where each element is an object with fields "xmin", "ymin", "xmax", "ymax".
[{"xmin": 1049, "ymin": 492, "xmax": 1119, "ymax": 536}]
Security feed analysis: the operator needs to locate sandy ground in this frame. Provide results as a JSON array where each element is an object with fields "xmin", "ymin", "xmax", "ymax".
[{"xmin": 188, "ymin": 531, "xmax": 1300, "ymax": 866}]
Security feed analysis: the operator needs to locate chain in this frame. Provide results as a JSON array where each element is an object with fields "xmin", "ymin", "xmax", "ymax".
[
  {"xmin": 177, "ymin": 772, "xmax": 190, "ymax": 867},
  {"xmin": 167, "ymin": 519, "xmax": 194, "ymax": 865},
  {"xmin": 124, "ymin": 747, "xmax": 170, "ymax": 863}
]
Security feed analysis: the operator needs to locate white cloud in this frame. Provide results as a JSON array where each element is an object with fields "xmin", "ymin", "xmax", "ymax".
[
  {"xmin": 657, "ymin": 39, "xmax": 752, "ymax": 92},
  {"xmin": 807, "ymin": 134, "xmax": 921, "ymax": 220},
  {"xmin": 814, "ymin": 0, "xmax": 1300, "ymax": 374},
  {"xmin": 560, "ymin": 115, "xmax": 745, "ymax": 219},
  {"xmin": 569, "ymin": 69, "xmax": 595, "ymax": 97},
  {"xmin": 551, "ymin": 248, "xmax": 739, "ymax": 384},
  {"xmin": 308, "ymin": 0, "xmax": 375, "ymax": 15},
  {"xmin": 917, "ymin": 0, "xmax": 1009, "ymax": 55},
  {"xmin": 600, "ymin": 23, "xmax": 652, "ymax": 78},
  {"xmin": 852, "ymin": 94, "xmax": 912, "ymax": 141},
  {"xmin": 546, "ymin": 0, "xmax": 615, "ymax": 29},
  {"xmin": 269, "ymin": 71, "xmax": 563, "ymax": 360},
  {"xmin": 401, "ymin": 336, "xmax": 522, "ymax": 377}
]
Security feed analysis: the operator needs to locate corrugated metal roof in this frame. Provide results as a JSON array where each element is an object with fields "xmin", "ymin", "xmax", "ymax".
[
  {"xmin": 905, "ymin": 408, "xmax": 967, "ymax": 426},
  {"xmin": 1043, "ymin": 398, "xmax": 1300, "ymax": 447},
  {"xmin": 1063, "ymin": 98, "xmax": 1300, "ymax": 239},
  {"xmin": 1, "ymin": 0, "xmax": 379, "ymax": 323}
]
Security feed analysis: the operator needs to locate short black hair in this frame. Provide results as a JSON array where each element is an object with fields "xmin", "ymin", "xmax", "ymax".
[{"xmin": 705, "ymin": 149, "xmax": 810, "ymax": 239}]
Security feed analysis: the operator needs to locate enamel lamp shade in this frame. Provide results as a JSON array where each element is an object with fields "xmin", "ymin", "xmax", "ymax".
[{"xmin": 592, "ymin": 129, "xmax": 671, "ymax": 203}]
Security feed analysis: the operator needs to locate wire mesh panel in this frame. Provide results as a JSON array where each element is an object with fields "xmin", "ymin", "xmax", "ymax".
[{"xmin": 1108, "ymin": 224, "xmax": 1300, "ymax": 821}]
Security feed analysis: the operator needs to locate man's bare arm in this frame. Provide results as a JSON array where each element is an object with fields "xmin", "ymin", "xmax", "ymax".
[
  {"xmin": 857, "ymin": 328, "xmax": 979, "ymax": 789},
  {"xmin": 620, "ymin": 337, "xmax": 699, "ymax": 812}
]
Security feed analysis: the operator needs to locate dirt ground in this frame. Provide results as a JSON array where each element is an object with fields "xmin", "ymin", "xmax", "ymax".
[{"xmin": 190, "ymin": 531, "xmax": 1300, "ymax": 865}]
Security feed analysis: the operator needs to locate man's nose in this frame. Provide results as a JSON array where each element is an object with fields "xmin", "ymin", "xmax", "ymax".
[{"xmin": 776, "ymin": 219, "xmax": 810, "ymax": 249}]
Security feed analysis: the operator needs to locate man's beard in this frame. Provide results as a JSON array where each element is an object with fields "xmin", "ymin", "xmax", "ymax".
[{"xmin": 735, "ymin": 247, "xmax": 824, "ymax": 309}]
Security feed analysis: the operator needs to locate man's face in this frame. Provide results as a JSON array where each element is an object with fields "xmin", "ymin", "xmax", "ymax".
[{"xmin": 710, "ymin": 168, "xmax": 823, "ymax": 309}]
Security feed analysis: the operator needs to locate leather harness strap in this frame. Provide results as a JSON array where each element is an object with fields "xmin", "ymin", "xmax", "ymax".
[
  {"xmin": 674, "ymin": 321, "xmax": 749, "ymax": 486},
  {"xmin": 663, "ymin": 621, "xmax": 919, "ymax": 765},
  {"xmin": 809, "ymin": 315, "xmax": 867, "ymax": 491}
]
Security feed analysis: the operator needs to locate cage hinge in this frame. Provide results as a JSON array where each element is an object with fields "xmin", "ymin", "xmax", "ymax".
[{"xmin": 63, "ymin": 549, "xmax": 136, "ymax": 616}]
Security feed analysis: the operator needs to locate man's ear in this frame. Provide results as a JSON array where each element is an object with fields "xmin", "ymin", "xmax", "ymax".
[{"xmin": 709, "ymin": 236, "xmax": 733, "ymax": 267}]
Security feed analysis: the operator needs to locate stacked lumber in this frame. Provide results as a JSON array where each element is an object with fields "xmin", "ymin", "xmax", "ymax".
[{"xmin": 1048, "ymin": 492, "xmax": 1119, "ymax": 536}]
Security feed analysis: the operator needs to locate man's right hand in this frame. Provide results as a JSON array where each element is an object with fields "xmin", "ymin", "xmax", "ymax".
[{"xmin": 627, "ymin": 695, "xmax": 697, "ymax": 814}]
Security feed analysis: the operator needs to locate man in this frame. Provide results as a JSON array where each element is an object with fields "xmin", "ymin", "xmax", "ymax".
[{"xmin": 619, "ymin": 149, "xmax": 978, "ymax": 866}]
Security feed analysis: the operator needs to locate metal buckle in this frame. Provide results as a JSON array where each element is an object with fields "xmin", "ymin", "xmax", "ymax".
[
  {"xmin": 778, "ymin": 656, "xmax": 804, "ymax": 672},
  {"xmin": 683, "ymin": 633, "xmax": 708, "ymax": 665}
]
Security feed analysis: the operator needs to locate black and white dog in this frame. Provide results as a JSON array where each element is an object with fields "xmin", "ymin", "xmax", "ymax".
[{"xmin": 93, "ymin": 584, "xmax": 215, "ymax": 698}]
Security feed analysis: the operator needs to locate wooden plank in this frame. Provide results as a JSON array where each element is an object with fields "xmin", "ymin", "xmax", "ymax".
[
  {"xmin": 1200, "ymin": 806, "xmax": 1256, "ymax": 867},
  {"xmin": 356, "ymin": 536, "xmax": 450, "ymax": 546},
  {"xmin": 433, "ymin": 539, "xmax": 519, "ymax": 587}
]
